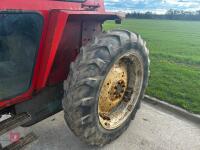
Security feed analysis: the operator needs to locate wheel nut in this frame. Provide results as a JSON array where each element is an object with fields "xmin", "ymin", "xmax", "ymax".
[{"xmin": 105, "ymin": 122, "xmax": 110, "ymax": 127}]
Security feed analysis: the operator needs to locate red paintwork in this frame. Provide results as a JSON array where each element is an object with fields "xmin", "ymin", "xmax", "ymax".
[
  {"xmin": 0, "ymin": 0, "xmax": 104, "ymax": 12},
  {"xmin": 0, "ymin": 0, "xmax": 118, "ymax": 109},
  {"xmin": 36, "ymin": 11, "xmax": 69, "ymax": 89},
  {"xmin": 47, "ymin": 19, "xmax": 81, "ymax": 85}
]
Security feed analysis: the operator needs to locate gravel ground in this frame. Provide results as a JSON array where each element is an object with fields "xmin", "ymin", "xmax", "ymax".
[{"xmin": 1, "ymin": 102, "xmax": 199, "ymax": 150}]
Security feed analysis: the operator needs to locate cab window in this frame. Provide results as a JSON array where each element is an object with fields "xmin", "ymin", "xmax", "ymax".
[{"xmin": 0, "ymin": 13, "xmax": 43, "ymax": 100}]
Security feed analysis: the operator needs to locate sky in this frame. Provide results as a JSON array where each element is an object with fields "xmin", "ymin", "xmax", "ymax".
[{"xmin": 104, "ymin": 0, "xmax": 200, "ymax": 14}]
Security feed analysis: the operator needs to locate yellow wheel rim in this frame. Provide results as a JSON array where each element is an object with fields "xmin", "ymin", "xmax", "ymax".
[{"xmin": 98, "ymin": 52, "xmax": 144, "ymax": 130}]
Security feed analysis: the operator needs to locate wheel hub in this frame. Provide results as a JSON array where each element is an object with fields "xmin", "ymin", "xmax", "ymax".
[
  {"xmin": 110, "ymin": 80, "xmax": 126, "ymax": 101},
  {"xmin": 98, "ymin": 63, "xmax": 128, "ymax": 114}
]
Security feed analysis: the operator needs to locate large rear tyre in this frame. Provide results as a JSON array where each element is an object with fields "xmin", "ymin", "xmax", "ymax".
[{"xmin": 63, "ymin": 30, "xmax": 150, "ymax": 146}]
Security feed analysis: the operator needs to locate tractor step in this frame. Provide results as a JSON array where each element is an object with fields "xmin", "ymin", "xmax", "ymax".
[
  {"xmin": 0, "ymin": 113, "xmax": 31, "ymax": 136},
  {"xmin": 0, "ymin": 113, "xmax": 37, "ymax": 150},
  {"xmin": 2, "ymin": 132, "xmax": 37, "ymax": 150}
]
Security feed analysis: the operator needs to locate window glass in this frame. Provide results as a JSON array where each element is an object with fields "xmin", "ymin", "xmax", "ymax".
[{"xmin": 0, "ymin": 13, "xmax": 43, "ymax": 100}]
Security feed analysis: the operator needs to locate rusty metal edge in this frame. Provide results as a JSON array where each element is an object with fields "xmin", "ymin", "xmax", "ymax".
[{"xmin": 143, "ymin": 95, "xmax": 200, "ymax": 125}]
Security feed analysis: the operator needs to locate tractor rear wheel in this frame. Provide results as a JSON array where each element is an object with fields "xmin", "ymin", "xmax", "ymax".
[{"xmin": 63, "ymin": 30, "xmax": 150, "ymax": 146}]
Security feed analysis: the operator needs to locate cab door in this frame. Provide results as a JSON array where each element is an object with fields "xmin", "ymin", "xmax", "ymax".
[{"xmin": 0, "ymin": 12, "xmax": 43, "ymax": 101}]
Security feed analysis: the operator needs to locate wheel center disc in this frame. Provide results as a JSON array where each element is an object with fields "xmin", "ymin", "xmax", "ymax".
[{"xmin": 98, "ymin": 63, "xmax": 128, "ymax": 114}]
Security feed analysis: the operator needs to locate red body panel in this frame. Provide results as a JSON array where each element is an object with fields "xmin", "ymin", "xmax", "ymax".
[{"xmin": 0, "ymin": 0, "xmax": 118, "ymax": 109}]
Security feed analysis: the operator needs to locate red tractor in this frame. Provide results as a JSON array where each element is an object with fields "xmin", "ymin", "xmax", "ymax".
[{"xmin": 0, "ymin": 0, "xmax": 149, "ymax": 148}]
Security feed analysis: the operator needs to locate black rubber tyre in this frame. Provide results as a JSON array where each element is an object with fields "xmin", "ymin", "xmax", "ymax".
[{"xmin": 62, "ymin": 30, "xmax": 150, "ymax": 146}]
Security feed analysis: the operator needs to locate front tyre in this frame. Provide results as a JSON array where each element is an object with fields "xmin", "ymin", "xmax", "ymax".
[{"xmin": 63, "ymin": 30, "xmax": 150, "ymax": 146}]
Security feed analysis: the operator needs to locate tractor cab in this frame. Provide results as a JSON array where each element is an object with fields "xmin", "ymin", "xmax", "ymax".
[{"xmin": 0, "ymin": 0, "xmax": 107, "ymax": 105}]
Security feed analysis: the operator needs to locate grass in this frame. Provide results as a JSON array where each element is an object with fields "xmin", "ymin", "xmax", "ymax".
[{"xmin": 104, "ymin": 19, "xmax": 200, "ymax": 114}]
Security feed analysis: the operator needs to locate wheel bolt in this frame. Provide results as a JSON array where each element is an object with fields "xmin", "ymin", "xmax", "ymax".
[{"xmin": 105, "ymin": 122, "xmax": 110, "ymax": 127}]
